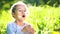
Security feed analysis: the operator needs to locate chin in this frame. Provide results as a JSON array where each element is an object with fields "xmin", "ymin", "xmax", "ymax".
[{"xmin": 18, "ymin": 18, "xmax": 25, "ymax": 21}]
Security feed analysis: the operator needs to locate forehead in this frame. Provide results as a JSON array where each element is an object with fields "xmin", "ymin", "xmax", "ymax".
[{"xmin": 16, "ymin": 4, "xmax": 26, "ymax": 10}]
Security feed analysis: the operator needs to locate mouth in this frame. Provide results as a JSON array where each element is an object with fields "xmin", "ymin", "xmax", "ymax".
[{"xmin": 22, "ymin": 15, "xmax": 25, "ymax": 18}]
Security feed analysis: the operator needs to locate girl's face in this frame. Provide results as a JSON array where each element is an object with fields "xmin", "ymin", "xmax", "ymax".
[{"xmin": 13, "ymin": 5, "xmax": 26, "ymax": 21}]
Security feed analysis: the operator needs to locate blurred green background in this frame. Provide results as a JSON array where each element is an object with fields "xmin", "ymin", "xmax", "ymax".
[{"xmin": 0, "ymin": 0, "xmax": 60, "ymax": 34}]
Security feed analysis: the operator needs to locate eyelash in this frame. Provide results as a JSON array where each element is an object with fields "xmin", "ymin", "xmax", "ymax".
[{"xmin": 18, "ymin": 10, "xmax": 26, "ymax": 12}]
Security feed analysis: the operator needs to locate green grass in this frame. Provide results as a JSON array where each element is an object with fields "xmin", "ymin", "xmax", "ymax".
[{"xmin": 0, "ymin": 5, "xmax": 60, "ymax": 34}]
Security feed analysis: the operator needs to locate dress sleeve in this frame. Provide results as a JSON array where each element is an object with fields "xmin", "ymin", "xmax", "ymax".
[{"xmin": 6, "ymin": 24, "xmax": 16, "ymax": 34}]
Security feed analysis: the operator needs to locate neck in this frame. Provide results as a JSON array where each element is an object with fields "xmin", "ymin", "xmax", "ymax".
[{"xmin": 15, "ymin": 20, "xmax": 24, "ymax": 26}]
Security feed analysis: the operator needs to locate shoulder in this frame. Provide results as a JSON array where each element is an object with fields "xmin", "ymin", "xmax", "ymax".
[
  {"xmin": 7, "ymin": 22, "xmax": 14, "ymax": 26},
  {"xmin": 7, "ymin": 22, "xmax": 16, "ymax": 29},
  {"xmin": 6, "ymin": 22, "xmax": 17, "ymax": 33}
]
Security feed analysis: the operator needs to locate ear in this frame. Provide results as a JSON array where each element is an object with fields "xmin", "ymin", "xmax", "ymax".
[{"xmin": 12, "ymin": 13, "xmax": 15, "ymax": 18}]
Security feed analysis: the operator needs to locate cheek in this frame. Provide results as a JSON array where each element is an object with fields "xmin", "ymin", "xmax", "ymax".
[
  {"xmin": 15, "ymin": 12, "xmax": 21, "ymax": 17},
  {"xmin": 17, "ymin": 12, "xmax": 22, "ymax": 16},
  {"xmin": 16, "ymin": 13, "xmax": 22, "ymax": 18}
]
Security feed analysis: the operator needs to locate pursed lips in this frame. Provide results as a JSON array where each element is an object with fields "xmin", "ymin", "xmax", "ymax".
[{"xmin": 22, "ymin": 15, "xmax": 25, "ymax": 18}]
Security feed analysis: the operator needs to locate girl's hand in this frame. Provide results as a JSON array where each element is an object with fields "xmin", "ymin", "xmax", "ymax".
[{"xmin": 22, "ymin": 25, "xmax": 35, "ymax": 34}]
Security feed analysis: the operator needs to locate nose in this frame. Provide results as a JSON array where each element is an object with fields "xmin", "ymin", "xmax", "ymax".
[{"xmin": 22, "ymin": 11, "xmax": 25, "ymax": 15}]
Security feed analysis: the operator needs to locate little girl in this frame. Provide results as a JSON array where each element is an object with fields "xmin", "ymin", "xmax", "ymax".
[{"xmin": 6, "ymin": 1, "xmax": 35, "ymax": 34}]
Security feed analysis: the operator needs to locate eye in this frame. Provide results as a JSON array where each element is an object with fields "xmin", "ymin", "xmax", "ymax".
[
  {"xmin": 18, "ymin": 9, "xmax": 23, "ymax": 12},
  {"xmin": 19, "ymin": 10, "xmax": 22, "ymax": 12}
]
